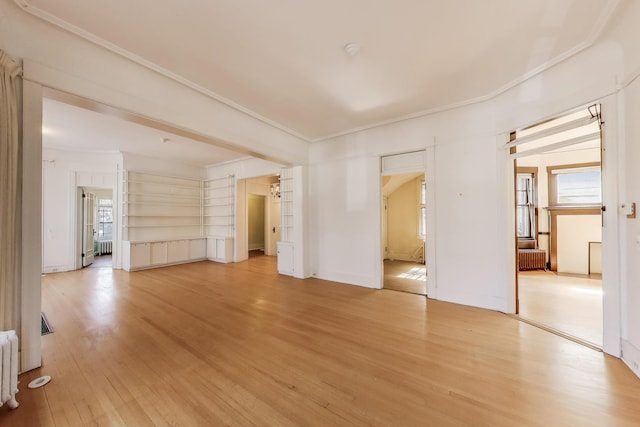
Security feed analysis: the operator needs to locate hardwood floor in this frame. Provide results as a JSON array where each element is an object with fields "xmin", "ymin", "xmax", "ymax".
[
  {"xmin": 3, "ymin": 257, "xmax": 640, "ymax": 426},
  {"xmin": 518, "ymin": 271, "xmax": 602, "ymax": 346},
  {"xmin": 88, "ymin": 255, "xmax": 112, "ymax": 269},
  {"xmin": 383, "ymin": 260, "xmax": 426, "ymax": 295}
]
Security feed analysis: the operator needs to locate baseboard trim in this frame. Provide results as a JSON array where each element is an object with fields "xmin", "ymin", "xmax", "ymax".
[{"xmin": 621, "ymin": 339, "xmax": 640, "ymax": 379}]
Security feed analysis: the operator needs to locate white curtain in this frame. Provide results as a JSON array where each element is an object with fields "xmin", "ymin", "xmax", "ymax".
[{"xmin": 0, "ymin": 50, "xmax": 22, "ymax": 332}]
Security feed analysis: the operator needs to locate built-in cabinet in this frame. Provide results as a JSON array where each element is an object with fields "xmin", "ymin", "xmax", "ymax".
[
  {"xmin": 203, "ymin": 175, "xmax": 235, "ymax": 264},
  {"xmin": 276, "ymin": 241, "xmax": 294, "ymax": 275},
  {"xmin": 207, "ymin": 237, "xmax": 234, "ymax": 263},
  {"xmin": 123, "ymin": 238, "xmax": 207, "ymax": 271},
  {"xmin": 121, "ymin": 170, "xmax": 236, "ymax": 271}
]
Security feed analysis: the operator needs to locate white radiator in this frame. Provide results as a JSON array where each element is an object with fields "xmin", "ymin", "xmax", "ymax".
[
  {"xmin": 0, "ymin": 330, "xmax": 19, "ymax": 409},
  {"xmin": 97, "ymin": 240, "xmax": 112, "ymax": 255}
]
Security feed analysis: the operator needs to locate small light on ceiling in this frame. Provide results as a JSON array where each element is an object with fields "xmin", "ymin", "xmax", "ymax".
[
  {"xmin": 161, "ymin": 137, "xmax": 170, "ymax": 143},
  {"xmin": 344, "ymin": 42, "xmax": 360, "ymax": 57},
  {"xmin": 42, "ymin": 126, "xmax": 54, "ymax": 135}
]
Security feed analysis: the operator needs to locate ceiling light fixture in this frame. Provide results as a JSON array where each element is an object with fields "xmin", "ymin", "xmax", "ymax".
[
  {"xmin": 344, "ymin": 42, "xmax": 360, "ymax": 57},
  {"xmin": 161, "ymin": 137, "xmax": 170, "ymax": 143}
]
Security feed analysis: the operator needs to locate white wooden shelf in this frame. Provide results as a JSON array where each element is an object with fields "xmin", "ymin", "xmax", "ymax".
[{"xmin": 121, "ymin": 171, "xmax": 236, "ymax": 269}]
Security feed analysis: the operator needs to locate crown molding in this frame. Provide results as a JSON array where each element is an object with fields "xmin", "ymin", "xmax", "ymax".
[
  {"xmin": 13, "ymin": 0, "xmax": 311, "ymax": 143},
  {"xmin": 15, "ymin": 0, "xmax": 624, "ymax": 144}
]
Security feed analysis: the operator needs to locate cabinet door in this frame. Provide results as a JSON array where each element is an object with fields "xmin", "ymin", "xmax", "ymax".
[
  {"xmin": 206, "ymin": 237, "xmax": 217, "ymax": 260},
  {"xmin": 189, "ymin": 239, "xmax": 206, "ymax": 260},
  {"xmin": 277, "ymin": 242, "xmax": 294, "ymax": 276},
  {"xmin": 130, "ymin": 243, "xmax": 151, "ymax": 269},
  {"xmin": 150, "ymin": 242, "xmax": 168, "ymax": 265},
  {"xmin": 215, "ymin": 238, "xmax": 226, "ymax": 260},
  {"xmin": 168, "ymin": 240, "xmax": 189, "ymax": 263}
]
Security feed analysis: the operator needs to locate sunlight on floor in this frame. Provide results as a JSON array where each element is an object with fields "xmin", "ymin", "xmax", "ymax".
[{"xmin": 397, "ymin": 267, "xmax": 426, "ymax": 281}]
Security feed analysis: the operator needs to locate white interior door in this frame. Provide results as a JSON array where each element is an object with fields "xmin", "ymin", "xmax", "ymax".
[{"xmin": 83, "ymin": 191, "xmax": 96, "ymax": 267}]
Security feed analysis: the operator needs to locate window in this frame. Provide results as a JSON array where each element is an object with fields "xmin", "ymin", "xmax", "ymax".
[
  {"xmin": 548, "ymin": 164, "xmax": 601, "ymax": 206},
  {"xmin": 516, "ymin": 173, "xmax": 535, "ymax": 238},
  {"xmin": 97, "ymin": 199, "xmax": 113, "ymax": 239},
  {"xmin": 419, "ymin": 179, "xmax": 426, "ymax": 239}
]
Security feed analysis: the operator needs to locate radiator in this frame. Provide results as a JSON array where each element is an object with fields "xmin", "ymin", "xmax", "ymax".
[
  {"xmin": 0, "ymin": 330, "xmax": 19, "ymax": 409},
  {"xmin": 97, "ymin": 240, "xmax": 112, "ymax": 255},
  {"xmin": 518, "ymin": 249, "xmax": 546, "ymax": 271}
]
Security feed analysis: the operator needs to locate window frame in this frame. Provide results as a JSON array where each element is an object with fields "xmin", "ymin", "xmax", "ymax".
[
  {"xmin": 418, "ymin": 179, "xmax": 426, "ymax": 240},
  {"xmin": 515, "ymin": 167, "xmax": 538, "ymax": 240},
  {"xmin": 547, "ymin": 162, "xmax": 601, "ymax": 208},
  {"xmin": 97, "ymin": 198, "xmax": 113, "ymax": 240}
]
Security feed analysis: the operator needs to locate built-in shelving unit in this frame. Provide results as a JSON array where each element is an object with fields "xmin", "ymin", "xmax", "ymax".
[
  {"xmin": 204, "ymin": 175, "xmax": 235, "ymax": 263},
  {"xmin": 123, "ymin": 171, "xmax": 203, "ymax": 241},
  {"xmin": 121, "ymin": 170, "xmax": 229, "ymax": 270},
  {"xmin": 204, "ymin": 175, "xmax": 235, "ymax": 237},
  {"xmin": 279, "ymin": 168, "xmax": 294, "ymax": 243},
  {"xmin": 277, "ymin": 167, "xmax": 295, "ymax": 276}
]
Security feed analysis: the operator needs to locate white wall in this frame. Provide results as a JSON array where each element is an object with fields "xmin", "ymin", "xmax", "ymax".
[
  {"xmin": 206, "ymin": 157, "xmax": 283, "ymax": 181},
  {"xmin": 122, "ymin": 152, "xmax": 205, "ymax": 180},
  {"xmin": 42, "ymin": 148, "xmax": 120, "ymax": 272},
  {"xmin": 308, "ymin": 26, "xmax": 629, "ymax": 351},
  {"xmin": 557, "ymin": 215, "xmax": 602, "ymax": 275},
  {"xmin": 42, "ymin": 166, "xmax": 74, "ymax": 272},
  {"xmin": 621, "ymin": 55, "xmax": 640, "ymax": 377}
]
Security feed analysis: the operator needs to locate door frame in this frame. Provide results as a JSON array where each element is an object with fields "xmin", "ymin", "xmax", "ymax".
[
  {"xmin": 378, "ymin": 149, "xmax": 436, "ymax": 296},
  {"xmin": 507, "ymin": 97, "xmax": 621, "ymax": 357}
]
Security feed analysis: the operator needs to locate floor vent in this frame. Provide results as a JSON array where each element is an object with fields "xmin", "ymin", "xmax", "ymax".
[{"xmin": 41, "ymin": 313, "xmax": 53, "ymax": 335}]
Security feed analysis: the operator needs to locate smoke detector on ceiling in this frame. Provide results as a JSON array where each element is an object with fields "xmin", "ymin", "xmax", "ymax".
[{"xmin": 344, "ymin": 42, "xmax": 360, "ymax": 57}]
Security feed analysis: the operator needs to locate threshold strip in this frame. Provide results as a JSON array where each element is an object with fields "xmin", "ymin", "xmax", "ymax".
[{"xmin": 508, "ymin": 314, "xmax": 602, "ymax": 352}]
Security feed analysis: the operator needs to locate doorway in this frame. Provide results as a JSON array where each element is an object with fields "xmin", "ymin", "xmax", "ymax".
[
  {"xmin": 381, "ymin": 172, "xmax": 427, "ymax": 295},
  {"xmin": 512, "ymin": 105, "xmax": 603, "ymax": 347},
  {"xmin": 237, "ymin": 174, "xmax": 281, "ymax": 266},
  {"xmin": 248, "ymin": 194, "xmax": 266, "ymax": 256},
  {"xmin": 78, "ymin": 187, "xmax": 113, "ymax": 269}
]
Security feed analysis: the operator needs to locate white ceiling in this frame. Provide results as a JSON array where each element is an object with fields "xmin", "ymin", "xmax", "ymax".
[{"xmin": 28, "ymin": 0, "xmax": 623, "ymax": 161}]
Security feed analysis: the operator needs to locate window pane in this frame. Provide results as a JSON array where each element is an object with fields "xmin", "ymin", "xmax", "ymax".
[
  {"xmin": 517, "ymin": 206, "xmax": 531, "ymax": 238},
  {"xmin": 516, "ymin": 173, "xmax": 534, "ymax": 238},
  {"xmin": 556, "ymin": 171, "xmax": 601, "ymax": 204}
]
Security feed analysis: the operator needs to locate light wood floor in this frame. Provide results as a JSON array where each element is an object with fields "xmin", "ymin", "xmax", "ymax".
[
  {"xmin": 3, "ymin": 257, "xmax": 640, "ymax": 426},
  {"xmin": 88, "ymin": 255, "xmax": 112, "ymax": 269},
  {"xmin": 383, "ymin": 260, "xmax": 426, "ymax": 295},
  {"xmin": 518, "ymin": 271, "xmax": 602, "ymax": 346}
]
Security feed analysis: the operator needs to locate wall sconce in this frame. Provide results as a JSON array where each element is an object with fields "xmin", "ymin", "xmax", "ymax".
[{"xmin": 270, "ymin": 183, "xmax": 281, "ymax": 199}]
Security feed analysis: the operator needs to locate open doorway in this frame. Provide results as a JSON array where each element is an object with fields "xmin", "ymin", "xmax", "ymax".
[
  {"xmin": 248, "ymin": 194, "xmax": 266, "ymax": 257},
  {"xmin": 237, "ymin": 174, "xmax": 280, "ymax": 266},
  {"xmin": 77, "ymin": 187, "xmax": 113, "ymax": 269},
  {"xmin": 381, "ymin": 172, "xmax": 426, "ymax": 295},
  {"xmin": 512, "ymin": 105, "xmax": 603, "ymax": 347}
]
